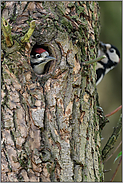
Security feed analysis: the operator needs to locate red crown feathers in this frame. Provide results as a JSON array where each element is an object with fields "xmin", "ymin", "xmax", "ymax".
[{"xmin": 34, "ymin": 48, "xmax": 46, "ymax": 54}]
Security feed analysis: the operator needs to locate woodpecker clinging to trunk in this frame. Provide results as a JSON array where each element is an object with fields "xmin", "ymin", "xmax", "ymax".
[{"xmin": 96, "ymin": 42, "xmax": 120, "ymax": 85}]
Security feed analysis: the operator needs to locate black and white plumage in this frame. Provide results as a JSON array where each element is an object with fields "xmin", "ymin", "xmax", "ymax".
[
  {"xmin": 96, "ymin": 42, "xmax": 120, "ymax": 85},
  {"xmin": 30, "ymin": 47, "xmax": 55, "ymax": 75}
]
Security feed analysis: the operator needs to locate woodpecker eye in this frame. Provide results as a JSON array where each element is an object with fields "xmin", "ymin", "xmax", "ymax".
[
  {"xmin": 109, "ymin": 48, "xmax": 115, "ymax": 53},
  {"xmin": 35, "ymin": 54, "xmax": 41, "ymax": 58}
]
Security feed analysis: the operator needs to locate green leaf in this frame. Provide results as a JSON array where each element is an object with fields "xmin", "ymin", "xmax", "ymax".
[{"xmin": 114, "ymin": 151, "xmax": 122, "ymax": 163}]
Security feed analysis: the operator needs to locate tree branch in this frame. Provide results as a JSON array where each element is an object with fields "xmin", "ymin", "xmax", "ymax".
[
  {"xmin": 105, "ymin": 105, "xmax": 122, "ymax": 118},
  {"xmin": 104, "ymin": 141, "xmax": 122, "ymax": 163},
  {"xmin": 110, "ymin": 156, "xmax": 122, "ymax": 182},
  {"xmin": 21, "ymin": 20, "xmax": 36, "ymax": 43},
  {"xmin": 2, "ymin": 17, "xmax": 13, "ymax": 48},
  {"xmin": 102, "ymin": 114, "xmax": 122, "ymax": 161},
  {"xmin": 82, "ymin": 55, "xmax": 106, "ymax": 65}
]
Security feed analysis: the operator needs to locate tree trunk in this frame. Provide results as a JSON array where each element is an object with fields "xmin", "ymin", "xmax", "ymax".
[{"xmin": 1, "ymin": 1, "xmax": 103, "ymax": 182}]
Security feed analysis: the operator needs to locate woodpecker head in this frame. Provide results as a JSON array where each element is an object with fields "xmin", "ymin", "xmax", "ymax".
[
  {"xmin": 98, "ymin": 41, "xmax": 120, "ymax": 64},
  {"xmin": 96, "ymin": 42, "xmax": 120, "ymax": 85},
  {"xmin": 30, "ymin": 47, "xmax": 55, "ymax": 75}
]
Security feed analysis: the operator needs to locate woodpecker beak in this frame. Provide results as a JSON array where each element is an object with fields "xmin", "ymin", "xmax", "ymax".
[
  {"xmin": 99, "ymin": 41, "xmax": 105, "ymax": 47},
  {"xmin": 99, "ymin": 41, "xmax": 107, "ymax": 53},
  {"xmin": 44, "ymin": 56, "xmax": 56, "ymax": 62}
]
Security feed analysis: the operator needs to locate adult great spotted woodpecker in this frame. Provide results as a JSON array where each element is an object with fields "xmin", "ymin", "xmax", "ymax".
[
  {"xmin": 30, "ymin": 42, "xmax": 120, "ymax": 84},
  {"xmin": 96, "ymin": 42, "xmax": 120, "ymax": 85}
]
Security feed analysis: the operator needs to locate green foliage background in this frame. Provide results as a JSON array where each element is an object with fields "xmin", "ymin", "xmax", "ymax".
[{"xmin": 98, "ymin": 1, "xmax": 122, "ymax": 182}]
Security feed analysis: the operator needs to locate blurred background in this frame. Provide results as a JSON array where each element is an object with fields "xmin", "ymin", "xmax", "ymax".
[{"xmin": 98, "ymin": 1, "xmax": 122, "ymax": 182}]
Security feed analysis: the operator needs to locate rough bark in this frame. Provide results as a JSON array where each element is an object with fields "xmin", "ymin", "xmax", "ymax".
[{"xmin": 1, "ymin": 1, "xmax": 103, "ymax": 182}]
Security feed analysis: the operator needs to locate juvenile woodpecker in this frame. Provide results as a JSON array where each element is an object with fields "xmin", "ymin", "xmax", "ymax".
[
  {"xmin": 96, "ymin": 42, "xmax": 120, "ymax": 85},
  {"xmin": 30, "ymin": 47, "xmax": 55, "ymax": 75}
]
